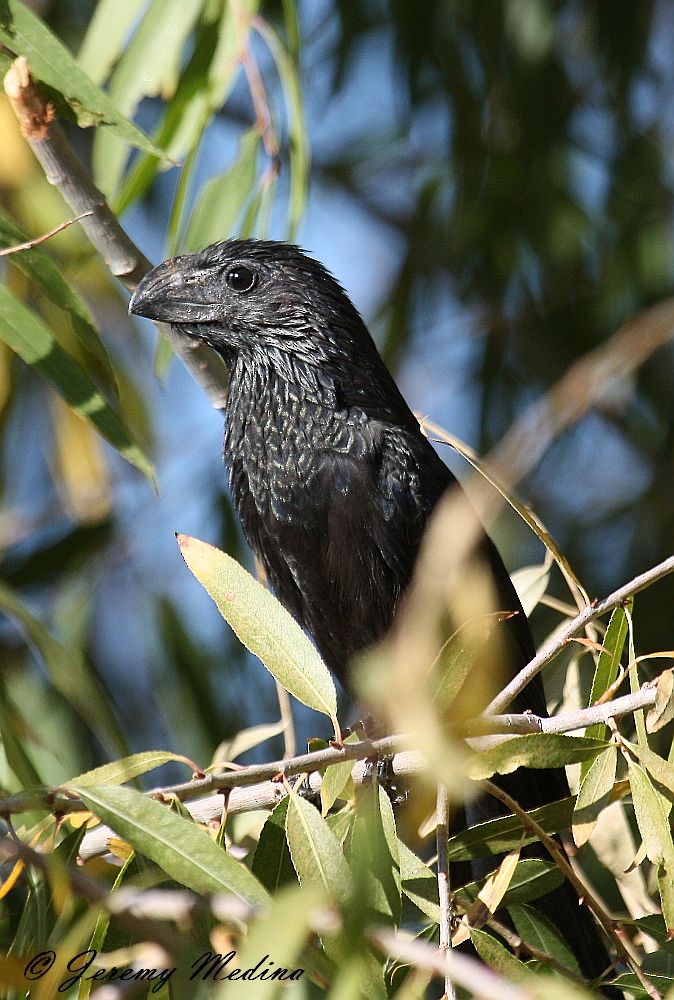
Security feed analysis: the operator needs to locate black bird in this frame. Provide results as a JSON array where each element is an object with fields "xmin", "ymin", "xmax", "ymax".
[{"xmin": 130, "ymin": 239, "xmax": 614, "ymax": 988}]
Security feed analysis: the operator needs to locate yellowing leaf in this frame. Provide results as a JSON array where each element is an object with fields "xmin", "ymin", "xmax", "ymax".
[{"xmin": 178, "ymin": 534, "xmax": 338, "ymax": 726}]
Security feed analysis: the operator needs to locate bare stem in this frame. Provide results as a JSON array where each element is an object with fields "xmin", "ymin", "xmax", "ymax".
[
  {"xmin": 3, "ymin": 56, "xmax": 230, "ymax": 409},
  {"xmin": 480, "ymin": 778, "xmax": 658, "ymax": 998},
  {"xmin": 435, "ymin": 783, "xmax": 457, "ymax": 1000},
  {"xmin": 486, "ymin": 554, "xmax": 674, "ymax": 715}
]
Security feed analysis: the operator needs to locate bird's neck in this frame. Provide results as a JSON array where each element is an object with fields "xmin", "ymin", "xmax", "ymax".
[{"xmin": 223, "ymin": 355, "xmax": 338, "ymax": 463}]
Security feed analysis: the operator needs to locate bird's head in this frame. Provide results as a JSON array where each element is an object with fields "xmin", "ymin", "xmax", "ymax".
[{"xmin": 128, "ymin": 239, "xmax": 374, "ymax": 372}]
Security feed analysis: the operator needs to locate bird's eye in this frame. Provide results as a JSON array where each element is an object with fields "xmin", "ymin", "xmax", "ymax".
[{"xmin": 226, "ymin": 266, "xmax": 257, "ymax": 292}]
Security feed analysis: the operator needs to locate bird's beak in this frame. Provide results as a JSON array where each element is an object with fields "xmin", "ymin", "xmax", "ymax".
[{"xmin": 129, "ymin": 257, "xmax": 222, "ymax": 324}]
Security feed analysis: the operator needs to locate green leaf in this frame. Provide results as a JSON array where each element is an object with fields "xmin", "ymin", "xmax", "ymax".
[
  {"xmin": 611, "ymin": 973, "xmax": 673, "ymax": 997},
  {"xmin": 0, "ymin": 682, "xmax": 43, "ymax": 789},
  {"xmin": 572, "ymin": 744, "xmax": 617, "ymax": 847},
  {"xmin": 115, "ymin": 0, "xmax": 260, "ymax": 214},
  {"xmin": 628, "ymin": 759, "xmax": 674, "ymax": 867},
  {"xmin": 349, "ymin": 783, "xmax": 401, "ymax": 926},
  {"xmin": 214, "ymin": 720, "xmax": 286, "ymax": 764},
  {"xmin": 0, "ymin": 0, "xmax": 160, "ymax": 154},
  {"xmin": 624, "ymin": 738, "xmax": 674, "ymax": 798},
  {"xmin": 581, "ymin": 606, "xmax": 628, "ymax": 779},
  {"xmin": 70, "ymin": 784, "xmax": 268, "ymax": 903},
  {"xmin": 509, "ymin": 903, "xmax": 582, "ymax": 975},
  {"xmin": 466, "ymin": 734, "xmax": 609, "ymax": 780},
  {"xmin": 447, "ymin": 796, "xmax": 576, "ymax": 861},
  {"xmin": 469, "ymin": 926, "xmax": 535, "ymax": 981},
  {"xmin": 77, "ymin": 0, "xmax": 149, "ymax": 84},
  {"xmin": 91, "ymin": 0, "xmax": 203, "ymax": 198},
  {"xmin": 0, "ymin": 284, "xmax": 155, "ymax": 484},
  {"xmin": 0, "ymin": 579, "xmax": 128, "ymax": 757},
  {"xmin": 0, "ymin": 209, "xmax": 117, "ymax": 391},
  {"xmin": 285, "ymin": 790, "xmax": 352, "ymax": 905},
  {"xmin": 398, "ymin": 840, "xmax": 440, "ymax": 921},
  {"xmin": 253, "ymin": 11, "xmax": 309, "ymax": 239},
  {"xmin": 69, "ymin": 751, "xmax": 196, "ymax": 788},
  {"xmin": 177, "ymin": 534, "xmax": 338, "ymax": 725},
  {"xmin": 213, "ymin": 884, "xmax": 321, "ymax": 1000},
  {"xmin": 251, "ymin": 797, "xmax": 297, "ymax": 895},
  {"xmin": 183, "ymin": 128, "xmax": 260, "ymax": 253},
  {"xmin": 320, "ymin": 732, "xmax": 359, "ymax": 815},
  {"xmin": 431, "ymin": 615, "xmax": 501, "ymax": 714},
  {"xmin": 457, "ymin": 859, "xmax": 564, "ymax": 910}
]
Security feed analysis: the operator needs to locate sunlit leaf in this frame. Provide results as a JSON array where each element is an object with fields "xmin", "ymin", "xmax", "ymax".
[
  {"xmin": 91, "ymin": 0, "xmax": 203, "ymax": 197},
  {"xmin": 77, "ymin": 0, "xmax": 148, "ymax": 84},
  {"xmin": 285, "ymin": 790, "xmax": 352, "ymax": 905},
  {"xmin": 581, "ymin": 606, "xmax": 628, "ymax": 779},
  {"xmin": 573, "ymin": 745, "xmax": 617, "ymax": 847},
  {"xmin": 466, "ymin": 734, "xmax": 609, "ymax": 780},
  {"xmin": 0, "ymin": 3, "xmax": 160, "ymax": 153},
  {"xmin": 214, "ymin": 884, "xmax": 322, "ymax": 1000},
  {"xmin": 646, "ymin": 669, "xmax": 674, "ymax": 733},
  {"xmin": 68, "ymin": 751, "xmax": 196, "ymax": 788},
  {"xmin": 71, "ymin": 784, "xmax": 268, "ymax": 903},
  {"xmin": 177, "ymin": 534, "xmax": 338, "ymax": 726},
  {"xmin": 0, "ymin": 208, "xmax": 117, "ymax": 391}
]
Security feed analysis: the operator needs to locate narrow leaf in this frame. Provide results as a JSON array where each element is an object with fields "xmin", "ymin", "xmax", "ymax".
[
  {"xmin": 466, "ymin": 734, "xmax": 609, "ymax": 780},
  {"xmin": 573, "ymin": 745, "xmax": 617, "ymax": 847},
  {"xmin": 628, "ymin": 760, "xmax": 674, "ymax": 866},
  {"xmin": 285, "ymin": 790, "xmax": 352, "ymax": 905},
  {"xmin": 71, "ymin": 784, "xmax": 267, "ymax": 903},
  {"xmin": 69, "ymin": 751, "xmax": 196, "ymax": 788},
  {"xmin": 0, "ymin": 2, "xmax": 161, "ymax": 153},
  {"xmin": 509, "ymin": 903, "xmax": 582, "ymax": 975},
  {"xmin": 0, "ymin": 285, "xmax": 155, "ymax": 483},
  {"xmin": 581, "ymin": 606, "xmax": 628, "ymax": 780},
  {"xmin": 448, "ymin": 796, "xmax": 576, "ymax": 861},
  {"xmin": 77, "ymin": 0, "xmax": 148, "ymax": 84},
  {"xmin": 215, "ymin": 885, "xmax": 321, "ymax": 1000},
  {"xmin": 178, "ymin": 534, "xmax": 337, "ymax": 725},
  {"xmin": 183, "ymin": 128, "xmax": 260, "ymax": 253},
  {"xmin": 0, "ymin": 209, "xmax": 116, "ymax": 390},
  {"xmin": 251, "ymin": 797, "xmax": 296, "ymax": 895}
]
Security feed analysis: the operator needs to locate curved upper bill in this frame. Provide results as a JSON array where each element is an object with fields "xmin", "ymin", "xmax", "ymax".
[{"xmin": 129, "ymin": 256, "xmax": 222, "ymax": 324}]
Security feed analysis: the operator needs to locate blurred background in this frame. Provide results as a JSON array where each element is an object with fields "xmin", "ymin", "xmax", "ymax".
[{"xmin": 1, "ymin": 0, "xmax": 673, "ymax": 782}]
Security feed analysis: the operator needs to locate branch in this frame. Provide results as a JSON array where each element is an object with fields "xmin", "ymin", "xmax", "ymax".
[
  {"xmin": 485, "ymin": 554, "xmax": 674, "ymax": 715},
  {"xmin": 59, "ymin": 683, "xmax": 657, "ymax": 861},
  {"xmin": 480, "ymin": 778, "xmax": 656, "ymax": 998},
  {"xmin": 3, "ymin": 56, "xmax": 230, "ymax": 409}
]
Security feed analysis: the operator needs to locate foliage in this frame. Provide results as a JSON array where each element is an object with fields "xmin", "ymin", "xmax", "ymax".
[{"xmin": 0, "ymin": 2, "xmax": 674, "ymax": 998}]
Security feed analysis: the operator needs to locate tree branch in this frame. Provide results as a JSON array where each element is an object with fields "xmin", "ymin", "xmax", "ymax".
[
  {"xmin": 480, "ymin": 778, "xmax": 655, "ymax": 997},
  {"xmin": 3, "ymin": 56, "xmax": 230, "ymax": 409},
  {"xmin": 18, "ymin": 682, "xmax": 650, "ymax": 862},
  {"xmin": 485, "ymin": 554, "xmax": 674, "ymax": 715}
]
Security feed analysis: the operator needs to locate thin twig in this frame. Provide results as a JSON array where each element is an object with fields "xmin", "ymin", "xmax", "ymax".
[
  {"xmin": 3, "ymin": 56, "xmax": 230, "ymax": 409},
  {"xmin": 435, "ymin": 783, "xmax": 457, "ymax": 1000},
  {"xmin": 480, "ymin": 778, "xmax": 658, "ymax": 999},
  {"xmin": 485, "ymin": 554, "xmax": 674, "ymax": 715},
  {"xmin": 0, "ymin": 211, "xmax": 94, "ymax": 255}
]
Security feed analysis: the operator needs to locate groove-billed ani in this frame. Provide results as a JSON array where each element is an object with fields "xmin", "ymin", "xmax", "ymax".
[{"xmin": 130, "ymin": 240, "xmax": 614, "ymax": 988}]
